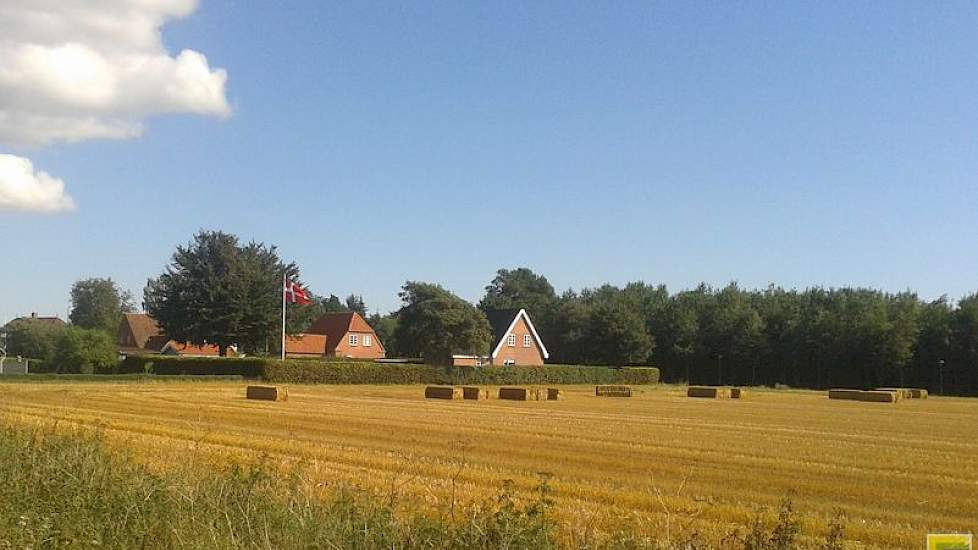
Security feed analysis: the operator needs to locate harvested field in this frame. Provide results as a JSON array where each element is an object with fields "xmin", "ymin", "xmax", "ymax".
[{"xmin": 1, "ymin": 381, "xmax": 976, "ymax": 549}]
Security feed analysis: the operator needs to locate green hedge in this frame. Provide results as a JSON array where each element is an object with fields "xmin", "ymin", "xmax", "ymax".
[
  {"xmin": 115, "ymin": 356, "xmax": 268, "ymax": 377},
  {"xmin": 449, "ymin": 365, "xmax": 659, "ymax": 386},
  {"xmin": 112, "ymin": 356, "xmax": 659, "ymax": 386}
]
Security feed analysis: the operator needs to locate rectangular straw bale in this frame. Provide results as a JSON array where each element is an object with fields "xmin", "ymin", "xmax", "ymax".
[
  {"xmin": 687, "ymin": 386, "xmax": 730, "ymax": 399},
  {"xmin": 246, "ymin": 385, "xmax": 288, "ymax": 402},
  {"xmin": 499, "ymin": 387, "xmax": 540, "ymax": 401},
  {"xmin": 595, "ymin": 385, "xmax": 632, "ymax": 397},
  {"xmin": 877, "ymin": 387, "xmax": 912, "ymax": 399},
  {"xmin": 547, "ymin": 388, "xmax": 564, "ymax": 401},
  {"xmin": 857, "ymin": 390, "xmax": 898, "ymax": 403},
  {"xmin": 910, "ymin": 388, "xmax": 928, "ymax": 399},
  {"xmin": 425, "ymin": 386, "xmax": 462, "ymax": 400},
  {"xmin": 730, "ymin": 387, "xmax": 746, "ymax": 399},
  {"xmin": 462, "ymin": 386, "xmax": 490, "ymax": 400},
  {"xmin": 828, "ymin": 389, "xmax": 863, "ymax": 401}
]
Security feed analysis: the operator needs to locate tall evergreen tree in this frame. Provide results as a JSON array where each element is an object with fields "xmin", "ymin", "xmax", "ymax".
[{"xmin": 143, "ymin": 230, "xmax": 308, "ymax": 356}]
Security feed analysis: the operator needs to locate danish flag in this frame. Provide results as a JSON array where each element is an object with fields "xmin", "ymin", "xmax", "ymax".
[{"xmin": 284, "ymin": 280, "xmax": 312, "ymax": 305}]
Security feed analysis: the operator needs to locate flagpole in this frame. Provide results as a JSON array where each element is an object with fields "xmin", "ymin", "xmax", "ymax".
[{"xmin": 281, "ymin": 272, "xmax": 287, "ymax": 361}]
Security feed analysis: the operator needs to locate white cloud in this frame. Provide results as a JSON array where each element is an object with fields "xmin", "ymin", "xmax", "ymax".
[
  {"xmin": 0, "ymin": 0, "xmax": 229, "ymax": 212},
  {"xmin": 0, "ymin": 0, "xmax": 230, "ymax": 148},
  {"xmin": 0, "ymin": 154, "xmax": 76, "ymax": 213}
]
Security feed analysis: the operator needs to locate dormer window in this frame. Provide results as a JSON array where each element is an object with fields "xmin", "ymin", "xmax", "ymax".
[{"xmin": 507, "ymin": 334, "xmax": 516, "ymax": 347}]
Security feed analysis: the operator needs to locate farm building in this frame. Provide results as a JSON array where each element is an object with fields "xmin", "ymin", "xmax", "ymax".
[
  {"xmin": 448, "ymin": 308, "xmax": 549, "ymax": 367},
  {"xmin": 486, "ymin": 309, "xmax": 549, "ymax": 366},
  {"xmin": 117, "ymin": 312, "xmax": 234, "ymax": 357},
  {"xmin": 299, "ymin": 312, "xmax": 386, "ymax": 360},
  {"xmin": 284, "ymin": 333, "xmax": 329, "ymax": 359},
  {"xmin": 160, "ymin": 341, "xmax": 233, "ymax": 357}
]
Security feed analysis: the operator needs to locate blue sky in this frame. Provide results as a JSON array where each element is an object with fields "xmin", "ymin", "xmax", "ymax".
[{"xmin": 2, "ymin": 1, "xmax": 978, "ymax": 323}]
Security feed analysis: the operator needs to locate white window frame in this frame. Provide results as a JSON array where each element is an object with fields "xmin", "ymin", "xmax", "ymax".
[
  {"xmin": 523, "ymin": 334, "xmax": 532, "ymax": 348},
  {"xmin": 363, "ymin": 334, "xmax": 372, "ymax": 347},
  {"xmin": 507, "ymin": 334, "xmax": 516, "ymax": 347},
  {"xmin": 349, "ymin": 334, "xmax": 359, "ymax": 346}
]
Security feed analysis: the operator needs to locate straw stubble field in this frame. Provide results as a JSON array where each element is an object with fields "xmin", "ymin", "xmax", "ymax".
[{"xmin": 1, "ymin": 381, "xmax": 976, "ymax": 548}]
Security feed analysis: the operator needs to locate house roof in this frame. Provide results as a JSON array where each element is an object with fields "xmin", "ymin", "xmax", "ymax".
[
  {"xmin": 307, "ymin": 312, "xmax": 384, "ymax": 352},
  {"xmin": 120, "ymin": 313, "xmax": 161, "ymax": 349},
  {"xmin": 285, "ymin": 333, "xmax": 327, "ymax": 355},
  {"xmin": 487, "ymin": 308, "xmax": 550, "ymax": 360},
  {"xmin": 7, "ymin": 314, "xmax": 67, "ymax": 328},
  {"xmin": 486, "ymin": 309, "xmax": 521, "ymax": 352}
]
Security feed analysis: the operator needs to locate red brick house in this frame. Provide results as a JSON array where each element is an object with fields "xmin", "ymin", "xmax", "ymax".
[
  {"xmin": 301, "ymin": 312, "xmax": 385, "ymax": 360},
  {"xmin": 118, "ymin": 313, "xmax": 163, "ymax": 355},
  {"xmin": 118, "ymin": 312, "xmax": 234, "ymax": 357},
  {"xmin": 486, "ymin": 309, "xmax": 549, "ymax": 366}
]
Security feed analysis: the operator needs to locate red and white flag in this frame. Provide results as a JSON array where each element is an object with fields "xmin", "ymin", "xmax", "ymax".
[{"xmin": 284, "ymin": 280, "xmax": 312, "ymax": 305}]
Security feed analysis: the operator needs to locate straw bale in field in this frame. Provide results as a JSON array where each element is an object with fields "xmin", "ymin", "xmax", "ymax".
[
  {"xmin": 547, "ymin": 388, "xmax": 564, "ymax": 400},
  {"xmin": 910, "ymin": 388, "xmax": 928, "ymax": 399},
  {"xmin": 687, "ymin": 386, "xmax": 730, "ymax": 399},
  {"xmin": 246, "ymin": 385, "xmax": 288, "ymax": 402},
  {"xmin": 425, "ymin": 386, "xmax": 462, "ymax": 400},
  {"xmin": 462, "ymin": 386, "xmax": 490, "ymax": 400},
  {"xmin": 730, "ymin": 387, "xmax": 746, "ymax": 399},
  {"xmin": 595, "ymin": 385, "xmax": 632, "ymax": 397},
  {"xmin": 828, "ymin": 389, "xmax": 863, "ymax": 401},
  {"xmin": 877, "ymin": 387, "xmax": 912, "ymax": 399},
  {"xmin": 857, "ymin": 390, "xmax": 899, "ymax": 403},
  {"xmin": 499, "ymin": 387, "xmax": 541, "ymax": 401}
]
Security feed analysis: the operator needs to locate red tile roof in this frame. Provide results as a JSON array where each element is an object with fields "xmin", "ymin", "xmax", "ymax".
[
  {"xmin": 119, "ymin": 313, "xmax": 162, "ymax": 349},
  {"xmin": 307, "ymin": 312, "xmax": 383, "ymax": 353},
  {"xmin": 285, "ymin": 333, "xmax": 327, "ymax": 356},
  {"xmin": 162, "ymin": 341, "xmax": 235, "ymax": 357}
]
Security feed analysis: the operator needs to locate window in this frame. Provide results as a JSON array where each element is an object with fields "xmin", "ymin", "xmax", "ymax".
[
  {"xmin": 363, "ymin": 334, "xmax": 372, "ymax": 347},
  {"xmin": 523, "ymin": 334, "xmax": 532, "ymax": 348},
  {"xmin": 504, "ymin": 359, "xmax": 516, "ymax": 366},
  {"xmin": 349, "ymin": 334, "xmax": 359, "ymax": 346},
  {"xmin": 507, "ymin": 334, "xmax": 516, "ymax": 347}
]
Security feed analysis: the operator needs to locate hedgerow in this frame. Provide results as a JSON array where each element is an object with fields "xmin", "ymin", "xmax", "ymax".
[{"xmin": 111, "ymin": 355, "xmax": 660, "ymax": 385}]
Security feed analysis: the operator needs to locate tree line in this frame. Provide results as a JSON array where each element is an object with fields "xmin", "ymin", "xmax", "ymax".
[
  {"xmin": 5, "ymin": 229, "xmax": 976, "ymax": 395},
  {"xmin": 373, "ymin": 268, "xmax": 978, "ymax": 396}
]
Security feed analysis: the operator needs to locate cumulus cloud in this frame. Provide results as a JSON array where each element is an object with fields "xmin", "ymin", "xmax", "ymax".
[
  {"xmin": 0, "ymin": 1, "xmax": 229, "ymax": 212},
  {"xmin": 0, "ymin": 0, "xmax": 230, "ymax": 147},
  {"xmin": 0, "ymin": 154, "xmax": 76, "ymax": 213}
]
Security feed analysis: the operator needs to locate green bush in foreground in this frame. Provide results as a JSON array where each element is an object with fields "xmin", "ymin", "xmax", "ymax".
[
  {"xmin": 113, "ymin": 356, "xmax": 661, "ymax": 386},
  {"xmin": 0, "ymin": 423, "xmax": 843, "ymax": 549}
]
